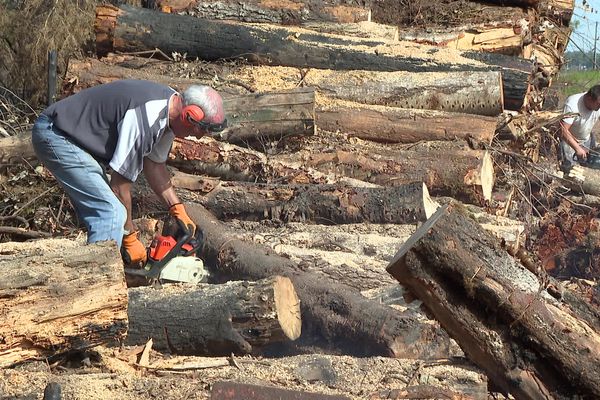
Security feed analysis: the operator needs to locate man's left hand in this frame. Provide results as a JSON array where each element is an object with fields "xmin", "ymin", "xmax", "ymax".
[{"xmin": 169, "ymin": 203, "xmax": 196, "ymax": 235}]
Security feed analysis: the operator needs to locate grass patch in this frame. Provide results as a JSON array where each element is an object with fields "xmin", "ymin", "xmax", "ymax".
[{"xmin": 554, "ymin": 70, "xmax": 600, "ymax": 97}]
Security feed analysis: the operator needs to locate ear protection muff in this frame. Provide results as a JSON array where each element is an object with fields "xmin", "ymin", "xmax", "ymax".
[{"xmin": 181, "ymin": 104, "xmax": 205, "ymax": 127}]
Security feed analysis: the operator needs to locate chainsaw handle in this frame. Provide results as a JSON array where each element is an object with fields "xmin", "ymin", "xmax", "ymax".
[{"xmin": 182, "ymin": 229, "xmax": 203, "ymax": 257}]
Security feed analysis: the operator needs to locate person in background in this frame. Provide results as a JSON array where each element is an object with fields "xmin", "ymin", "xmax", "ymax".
[
  {"xmin": 559, "ymin": 84, "xmax": 600, "ymax": 171},
  {"xmin": 32, "ymin": 79, "xmax": 226, "ymax": 265}
]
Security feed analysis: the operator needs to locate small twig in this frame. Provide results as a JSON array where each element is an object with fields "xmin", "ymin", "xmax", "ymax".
[
  {"xmin": 12, "ymin": 186, "xmax": 56, "ymax": 216},
  {"xmin": 116, "ymin": 48, "xmax": 173, "ymax": 62},
  {"xmin": 0, "ymin": 226, "xmax": 51, "ymax": 238}
]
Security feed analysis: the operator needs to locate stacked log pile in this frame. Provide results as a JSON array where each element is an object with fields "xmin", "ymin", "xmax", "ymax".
[{"xmin": 2, "ymin": 0, "xmax": 584, "ymax": 398}]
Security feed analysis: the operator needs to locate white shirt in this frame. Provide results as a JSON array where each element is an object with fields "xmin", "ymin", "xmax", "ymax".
[{"xmin": 562, "ymin": 92, "xmax": 600, "ymax": 141}]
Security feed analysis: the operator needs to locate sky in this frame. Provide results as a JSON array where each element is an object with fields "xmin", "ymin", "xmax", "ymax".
[{"xmin": 568, "ymin": 0, "xmax": 600, "ymax": 52}]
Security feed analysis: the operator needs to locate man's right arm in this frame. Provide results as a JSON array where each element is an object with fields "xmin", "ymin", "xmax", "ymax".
[{"xmin": 560, "ymin": 121, "xmax": 588, "ymax": 159}]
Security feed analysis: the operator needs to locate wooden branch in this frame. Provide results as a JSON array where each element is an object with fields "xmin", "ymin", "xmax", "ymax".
[{"xmin": 0, "ymin": 239, "xmax": 128, "ymax": 367}]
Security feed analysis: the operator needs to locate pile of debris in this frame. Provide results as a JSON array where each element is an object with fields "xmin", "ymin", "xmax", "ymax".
[{"xmin": 4, "ymin": 0, "xmax": 600, "ymax": 399}]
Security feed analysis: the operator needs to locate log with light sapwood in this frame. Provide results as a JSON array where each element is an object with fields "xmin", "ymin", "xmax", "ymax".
[
  {"xmin": 0, "ymin": 132, "xmax": 36, "ymax": 163},
  {"xmin": 67, "ymin": 57, "xmax": 504, "ymax": 117},
  {"xmin": 317, "ymin": 100, "xmax": 497, "ymax": 142},
  {"xmin": 0, "ymin": 239, "xmax": 128, "ymax": 367},
  {"xmin": 127, "ymin": 276, "xmax": 301, "ymax": 355},
  {"xmin": 226, "ymin": 67, "xmax": 504, "ymax": 116},
  {"xmin": 386, "ymin": 203, "xmax": 600, "ymax": 399},
  {"xmin": 94, "ymin": 4, "xmax": 533, "ymax": 110},
  {"xmin": 151, "ymin": 0, "xmax": 370, "ymax": 24},
  {"xmin": 168, "ymin": 138, "xmax": 495, "ymax": 204},
  {"xmin": 183, "ymin": 203, "xmax": 452, "ymax": 358},
  {"xmin": 194, "ymin": 181, "xmax": 439, "ymax": 224},
  {"xmin": 560, "ymin": 165, "xmax": 600, "ymax": 197}
]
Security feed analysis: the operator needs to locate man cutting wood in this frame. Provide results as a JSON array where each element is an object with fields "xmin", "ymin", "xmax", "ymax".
[
  {"xmin": 31, "ymin": 79, "xmax": 226, "ymax": 265},
  {"xmin": 560, "ymin": 84, "xmax": 600, "ymax": 171}
]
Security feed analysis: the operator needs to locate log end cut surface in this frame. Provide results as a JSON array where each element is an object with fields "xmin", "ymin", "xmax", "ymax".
[{"xmin": 274, "ymin": 276, "xmax": 302, "ymax": 340}]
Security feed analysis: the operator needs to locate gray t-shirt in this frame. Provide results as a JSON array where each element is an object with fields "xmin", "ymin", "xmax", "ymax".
[
  {"xmin": 562, "ymin": 92, "xmax": 600, "ymax": 142},
  {"xmin": 43, "ymin": 79, "xmax": 176, "ymax": 181}
]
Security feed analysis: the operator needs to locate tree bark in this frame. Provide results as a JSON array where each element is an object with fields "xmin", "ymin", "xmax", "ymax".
[
  {"xmin": 95, "ymin": 4, "xmax": 533, "ymax": 110},
  {"xmin": 219, "ymin": 88, "xmax": 315, "ymax": 143},
  {"xmin": 153, "ymin": 0, "xmax": 370, "ymax": 24},
  {"xmin": 227, "ymin": 67, "xmax": 504, "ymax": 117},
  {"xmin": 168, "ymin": 138, "xmax": 495, "ymax": 204},
  {"xmin": 386, "ymin": 203, "xmax": 600, "ymax": 399},
  {"xmin": 317, "ymin": 100, "xmax": 496, "ymax": 142},
  {"xmin": 183, "ymin": 203, "xmax": 452, "ymax": 358},
  {"xmin": 0, "ymin": 239, "xmax": 128, "ymax": 367},
  {"xmin": 127, "ymin": 276, "xmax": 301, "ymax": 355},
  {"xmin": 194, "ymin": 181, "xmax": 439, "ymax": 224}
]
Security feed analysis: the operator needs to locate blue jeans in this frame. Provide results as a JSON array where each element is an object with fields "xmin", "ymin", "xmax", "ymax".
[{"xmin": 32, "ymin": 114, "xmax": 126, "ymax": 247}]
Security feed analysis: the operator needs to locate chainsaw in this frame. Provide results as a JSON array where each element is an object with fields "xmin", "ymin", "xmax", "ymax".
[
  {"xmin": 573, "ymin": 146, "xmax": 600, "ymax": 170},
  {"xmin": 124, "ymin": 222, "xmax": 209, "ymax": 285}
]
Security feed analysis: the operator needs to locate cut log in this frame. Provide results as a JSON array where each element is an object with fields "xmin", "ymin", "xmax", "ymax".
[
  {"xmin": 65, "ymin": 59, "xmax": 316, "ymax": 144},
  {"xmin": 95, "ymin": 4, "xmax": 533, "ymax": 110},
  {"xmin": 386, "ymin": 203, "xmax": 600, "ymax": 399},
  {"xmin": 127, "ymin": 276, "xmax": 301, "ymax": 355},
  {"xmin": 168, "ymin": 138, "xmax": 495, "ymax": 204},
  {"xmin": 0, "ymin": 132, "xmax": 36, "ymax": 163},
  {"xmin": 560, "ymin": 166, "xmax": 600, "ymax": 197},
  {"xmin": 67, "ymin": 57, "xmax": 504, "ymax": 117},
  {"xmin": 317, "ymin": 100, "xmax": 497, "ymax": 142},
  {"xmin": 193, "ymin": 180, "xmax": 439, "ymax": 224},
  {"xmin": 227, "ymin": 67, "xmax": 504, "ymax": 116},
  {"xmin": 219, "ymin": 88, "xmax": 315, "ymax": 143},
  {"xmin": 184, "ymin": 203, "xmax": 452, "ymax": 358},
  {"xmin": 0, "ymin": 239, "xmax": 128, "ymax": 367},
  {"xmin": 153, "ymin": 0, "xmax": 370, "ymax": 24}
]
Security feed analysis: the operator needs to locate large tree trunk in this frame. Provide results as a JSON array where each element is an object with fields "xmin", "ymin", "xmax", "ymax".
[
  {"xmin": 386, "ymin": 203, "xmax": 600, "ymax": 399},
  {"xmin": 301, "ymin": 21, "xmax": 398, "ymax": 41},
  {"xmin": 317, "ymin": 100, "xmax": 496, "ymax": 143},
  {"xmin": 152, "ymin": 0, "xmax": 370, "ymax": 24},
  {"xmin": 127, "ymin": 276, "xmax": 301, "ymax": 355},
  {"xmin": 183, "ymin": 203, "xmax": 452, "ymax": 358},
  {"xmin": 0, "ymin": 239, "xmax": 128, "ymax": 367},
  {"xmin": 66, "ymin": 57, "xmax": 504, "ymax": 119},
  {"xmin": 226, "ymin": 67, "xmax": 504, "ymax": 117},
  {"xmin": 95, "ymin": 4, "xmax": 533, "ymax": 110},
  {"xmin": 168, "ymin": 138, "xmax": 495, "ymax": 204},
  {"xmin": 193, "ymin": 180, "xmax": 439, "ymax": 224}
]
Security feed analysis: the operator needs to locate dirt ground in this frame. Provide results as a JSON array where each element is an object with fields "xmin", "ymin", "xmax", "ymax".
[{"xmin": 0, "ymin": 347, "xmax": 489, "ymax": 400}]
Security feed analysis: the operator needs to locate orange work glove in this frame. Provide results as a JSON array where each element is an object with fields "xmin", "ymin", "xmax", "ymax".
[
  {"xmin": 169, "ymin": 203, "xmax": 196, "ymax": 235},
  {"xmin": 121, "ymin": 231, "xmax": 147, "ymax": 266}
]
